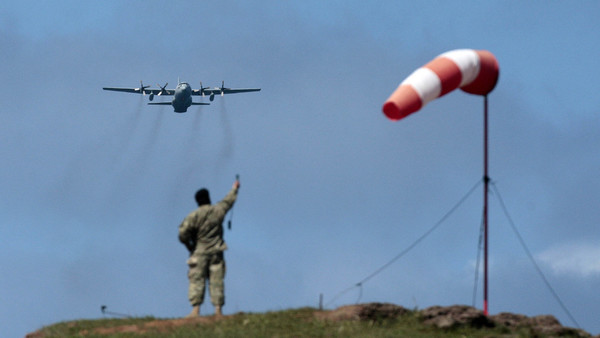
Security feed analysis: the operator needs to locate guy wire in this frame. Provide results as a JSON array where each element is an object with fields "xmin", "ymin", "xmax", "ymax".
[
  {"xmin": 490, "ymin": 182, "xmax": 580, "ymax": 329},
  {"xmin": 325, "ymin": 179, "xmax": 482, "ymax": 308}
]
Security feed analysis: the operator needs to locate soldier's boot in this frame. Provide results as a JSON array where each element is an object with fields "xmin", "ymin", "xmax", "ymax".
[
  {"xmin": 186, "ymin": 305, "xmax": 200, "ymax": 318},
  {"xmin": 215, "ymin": 305, "xmax": 223, "ymax": 317}
]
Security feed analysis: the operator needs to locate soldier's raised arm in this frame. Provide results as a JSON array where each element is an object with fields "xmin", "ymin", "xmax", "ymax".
[{"xmin": 216, "ymin": 179, "xmax": 240, "ymax": 212}]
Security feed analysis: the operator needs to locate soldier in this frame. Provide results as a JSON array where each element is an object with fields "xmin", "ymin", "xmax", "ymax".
[{"xmin": 178, "ymin": 179, "xmax": 240, "ymax": 317}]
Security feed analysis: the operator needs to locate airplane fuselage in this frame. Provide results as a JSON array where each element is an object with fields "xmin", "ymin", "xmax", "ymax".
[{"xmin": 172, "ymin": 83, "xmax": 193, "ymax": 113}]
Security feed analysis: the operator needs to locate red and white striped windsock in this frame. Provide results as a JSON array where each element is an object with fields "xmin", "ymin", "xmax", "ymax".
[{"xmin": 382, "ymin": 49, "xmax": 499, "ymax": 121}]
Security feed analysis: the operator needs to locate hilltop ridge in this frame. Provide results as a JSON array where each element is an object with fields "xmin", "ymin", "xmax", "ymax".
[{"xmin": 27, "ymin": 303, "xmax": 596, "ymax": 337}]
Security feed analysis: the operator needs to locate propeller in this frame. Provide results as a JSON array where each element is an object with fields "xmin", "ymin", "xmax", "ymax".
[
  {"xmin": 199, "ymin": 81, "xmax": 205, "ymax": 97},
  {"xmin": 157, "ymin": 82, "xmax": 168, "ymax": 96},
  {"xmin": 220, "ymin": 80, "xmax": 225, "ymax": 97},
  {"xmin": 136, "ymin": 81, "xmax": 150, "ymax": 95}
]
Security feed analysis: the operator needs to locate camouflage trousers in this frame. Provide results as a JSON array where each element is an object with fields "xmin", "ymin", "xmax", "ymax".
[{"xmin": 187, "ymin": 251, "xmax": 226, "ymax": 306}]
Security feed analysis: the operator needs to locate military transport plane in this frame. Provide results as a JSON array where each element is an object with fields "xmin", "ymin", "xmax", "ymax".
[{"xmin": 103, "ymin": 81, "xmax": 260, "ymax": 113}]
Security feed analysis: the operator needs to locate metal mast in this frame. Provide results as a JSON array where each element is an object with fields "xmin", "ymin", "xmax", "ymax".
[{"xmin": 483, "ymin": 95, "xmax": 490, "ymax": 315}]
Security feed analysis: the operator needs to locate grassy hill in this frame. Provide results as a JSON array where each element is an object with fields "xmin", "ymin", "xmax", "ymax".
[{"xmin": 27, "ymin": 303, "xmax": 594, "ymax": 337}]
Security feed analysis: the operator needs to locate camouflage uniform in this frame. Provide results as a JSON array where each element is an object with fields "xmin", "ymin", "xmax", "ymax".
[{"xmin": 178, "ymin": 186, "xmax": 238, "ymax": 307}]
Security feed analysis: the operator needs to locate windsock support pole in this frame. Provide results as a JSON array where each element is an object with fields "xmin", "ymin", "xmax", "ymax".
[{"xmin": 483, "ymin": 95, "xmax": 489, "ymax": 316}]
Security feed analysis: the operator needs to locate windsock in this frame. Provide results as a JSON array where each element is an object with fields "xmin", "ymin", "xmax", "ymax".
[{"xmin": 382, "ymin": 49, "xmax": 499, "ymax": 121}]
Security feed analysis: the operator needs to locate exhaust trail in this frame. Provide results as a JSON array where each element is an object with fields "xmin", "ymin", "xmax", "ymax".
[
  {"xmin": 135, "ymin": 107, "xmax": 164, "ymax": 173},
  {"xmin": 52, "ymin": 97, "xmax": 146, "ymax": 223},
  {"xmin": 214, "ymin": 99, "xmax": 234, "ymax": 177},
  {"xmin": 107, "ymin": 108, "xmax": 165, "ymax": 212},
  {"xmin": 171, "ymin": 100, "xmax": 234, "ymax": 207},
  {"xmin": 114, "ymin": 96, "xmax": 144, "ymax": 163}
]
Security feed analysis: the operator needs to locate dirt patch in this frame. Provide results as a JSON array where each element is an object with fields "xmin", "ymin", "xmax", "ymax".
[
  {"xmin": 26, "ymin": 315, "xmax": 226, "ymax": 337},
  {"xmin": 420, "ymin": 305, "xmax": 493, "ymax": 329},
  {"xmin": 317, "ymin": 303, "xmax": 594, "ymax": 337},
  {"xmin": 491, "ymin": 312, "xmax": 590, "ymax": 337},
  {"xmin": 315, "ymin": 302, "xmax": 409, "ymax": 322},
  {"xmin": 87, "ymin": 316, "xmax": 219, "ymax": 335}
]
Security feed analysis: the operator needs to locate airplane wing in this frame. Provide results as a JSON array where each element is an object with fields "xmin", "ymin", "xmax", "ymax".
[
  {"xmin": 103, "ymin": 87, "xmax": 174, "ymax": 96},
  {"xmin": 223, "ymin": 88, "xmax": 261, "ymax": 94},
  {"xmin": 192, "ymin": 87, "xmax": 261, "ymax": 96}
]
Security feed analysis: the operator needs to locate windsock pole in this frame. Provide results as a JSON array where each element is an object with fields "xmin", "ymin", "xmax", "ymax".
[{"xmin": 483, "ymin": 95, "xmax": 489, "ymax": 316}]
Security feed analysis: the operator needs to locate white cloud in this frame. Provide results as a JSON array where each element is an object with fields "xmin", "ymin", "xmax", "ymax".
[{"xmin": 538, "ymin": 242, "xmax": 600, "ymax": 278}]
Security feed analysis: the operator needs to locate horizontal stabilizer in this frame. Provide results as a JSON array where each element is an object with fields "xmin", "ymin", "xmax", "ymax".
[
  {"xmin": 190, "ymin": 102, "xmax": 210, "ymax": 106},
  {"xmin": 147, "ymin": 102, "xmax": 172, "ymax": 105}
]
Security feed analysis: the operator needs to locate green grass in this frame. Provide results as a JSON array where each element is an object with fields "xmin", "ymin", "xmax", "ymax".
[
  {"xmin": 31, "ymin": 307, "xmax": 570, "ymax": 338},
  {"xmin": 32, "ymin": 316, "xmax": 157, "ymax": 337}
]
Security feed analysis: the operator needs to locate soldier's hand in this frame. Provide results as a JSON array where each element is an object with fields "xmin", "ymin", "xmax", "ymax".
[{"xmin": 233, "ymin": 180, "xmax": 240, "ymax": 190}]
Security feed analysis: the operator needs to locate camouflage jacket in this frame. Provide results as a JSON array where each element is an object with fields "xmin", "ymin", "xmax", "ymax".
[{"xmin": 178, "ymin": 187, "xmax": 238, "ymax": 255}]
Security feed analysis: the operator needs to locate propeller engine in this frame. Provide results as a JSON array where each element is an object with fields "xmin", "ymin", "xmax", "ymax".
[
  {"xmin": 205, "ymin": 81, "xmax": 225, "ymax": 101},
  {"xmin": 199, "ymin": 82, "xmax": 205, "ymax": 97},
  {"xmin": 136, "ymin": 81, "xmax": 150, "ymax": 95},
  {"xmin": 157, "ymin": 82, "xmax": 168, "ymax": 96}
]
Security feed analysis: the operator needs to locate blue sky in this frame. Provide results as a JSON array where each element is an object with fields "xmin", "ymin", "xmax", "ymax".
[{"xmin": 2, "ymin": 1, "xmax": 599, "ymax": 336}]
